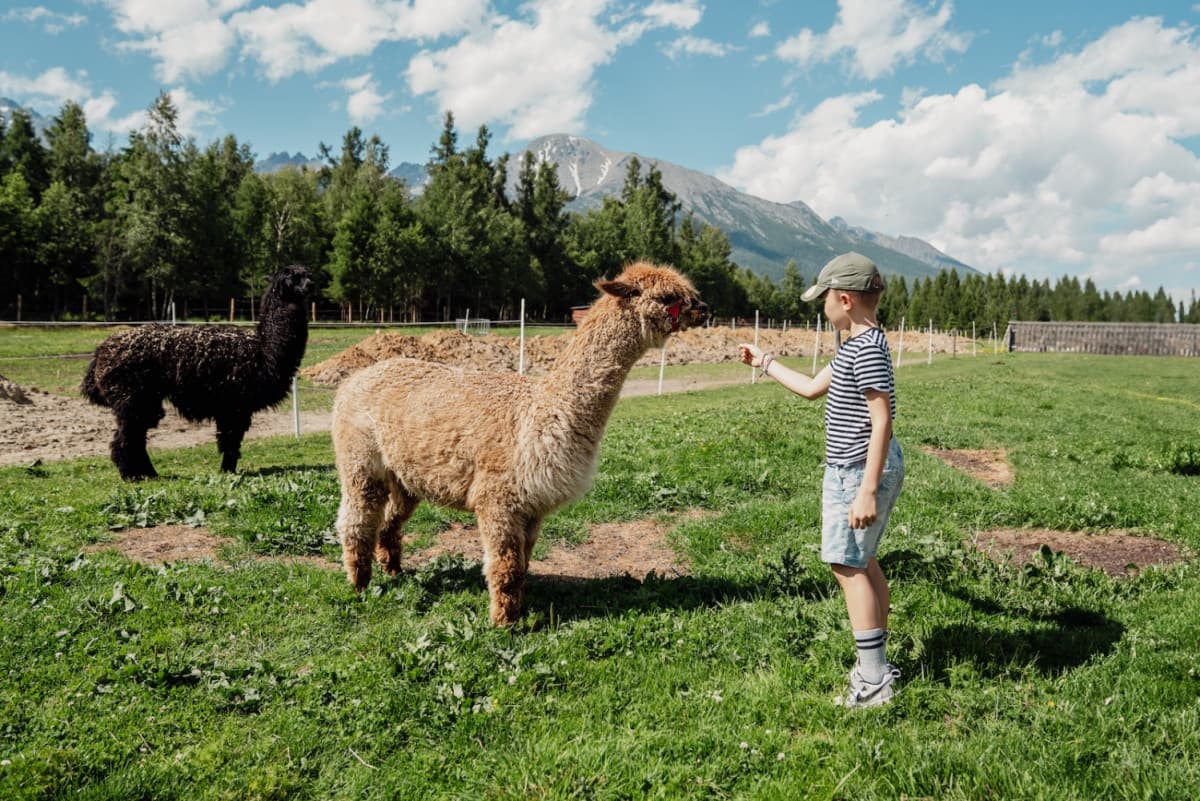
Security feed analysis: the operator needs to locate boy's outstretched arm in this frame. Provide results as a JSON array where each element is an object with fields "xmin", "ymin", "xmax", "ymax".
[
  {"xmin": 849, "ymin": 390, "xmax": 893, "ymax": 529},
  {"xmin": 739, "ymin": 344, "xmax": 831, "ymax": 400}
]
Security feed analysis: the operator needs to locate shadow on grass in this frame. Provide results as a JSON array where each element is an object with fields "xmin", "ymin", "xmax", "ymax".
[
  {"xmin": 881, "ymin": 548, "xmax": 1124, "ymax": 678},
  {"xmin": 926, "ymin": 587, "xmax": 1123, "ymax": 679},
  {"xmin": 239, "ymin": 464, "xmax": 335, "ymax": 478},
  {"xmin": 525, "ymin": 572, "xmax": 778, "ymax": 625},
  {"xmin": 394, "ymin": 555, "xmax": 786, "ymax": 624},
  {"xmin": 922, "ymin": 608, "xmax": 1123, "ymax": 678}
]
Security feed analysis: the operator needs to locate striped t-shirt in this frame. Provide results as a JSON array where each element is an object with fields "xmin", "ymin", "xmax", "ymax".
[{"xmin": 824, "ymin": 326, "xmax": 896, "ymax": 466}]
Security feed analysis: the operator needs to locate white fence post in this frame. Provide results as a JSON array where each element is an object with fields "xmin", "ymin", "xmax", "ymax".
[
  {"xmin": 752, "ymin": 310, "xmax": 759, "ymax": 384},
  {"xmin": 812, "ymin": 314, "xmax": 821, "ymax": 374},
  {"xmin": 292, "ymin": 376, "xmax": 300, "ymax": 439},
  {"xmin": 897, "ymin": 316, "xmax": 905, "ymax": 368},
  {"xmin": 518, "ymin": 298, "xmax": 526, "ymax": 375},
  {"xmin": 658, "ymin": 342, "xmax": 667, "ymax": 395},
  {"xmin": 927, "ymin": 320, "xmax": 933, "ymax": 366}
]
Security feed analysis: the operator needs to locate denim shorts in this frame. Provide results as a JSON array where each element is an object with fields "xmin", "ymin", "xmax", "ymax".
[{"xmin": 821, "ymin": 439, "xmax": 905, "ymax": 568}]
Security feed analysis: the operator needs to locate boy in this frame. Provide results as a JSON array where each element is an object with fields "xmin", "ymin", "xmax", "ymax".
[{"xmin": 740, "ymin": 251, "xmax": 905, "ymax": 708}]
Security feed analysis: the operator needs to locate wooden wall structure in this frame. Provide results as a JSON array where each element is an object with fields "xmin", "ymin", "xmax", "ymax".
[{"xmin": 1006, "ymin": 321, "xmax": 1200, "ymax": 356}]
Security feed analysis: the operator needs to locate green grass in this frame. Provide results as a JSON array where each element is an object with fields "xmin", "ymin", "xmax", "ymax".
[{"xmin": 2, "ymin": 353, "xmax": 1199, "ymax": 799}]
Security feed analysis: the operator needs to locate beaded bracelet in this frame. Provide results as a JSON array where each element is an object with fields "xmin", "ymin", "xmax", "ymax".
[{"xmin": 760, "ymin": 353, "xmax": 776, "ymax": 378}]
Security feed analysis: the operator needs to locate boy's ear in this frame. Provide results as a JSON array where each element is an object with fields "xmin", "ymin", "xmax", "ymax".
[{"xmin": 598, "ymin": 279, "xmax": 641, "ymax": 298}]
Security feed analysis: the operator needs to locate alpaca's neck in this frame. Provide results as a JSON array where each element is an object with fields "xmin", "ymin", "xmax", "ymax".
[
  {"xmin": 255, "ymin": 301, "xmax": 309, "ymax": 381},
  {"xmin": 537, "ymin": 307, "xmax": 650, "ymax": 432}
]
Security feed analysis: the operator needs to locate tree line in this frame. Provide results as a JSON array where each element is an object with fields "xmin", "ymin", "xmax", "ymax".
[{"xmin": 2, "ymin": 92, "xmax": 1196, "ymax": 328}]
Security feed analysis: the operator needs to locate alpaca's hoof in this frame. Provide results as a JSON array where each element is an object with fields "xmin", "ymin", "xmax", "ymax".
[
  {"xmin": 347, "ymin": 564, "xmax": 372, "ymax": 593},
  {"xmin": 376, "ymin": 546, "xmax": 402, "ymax": 576},
  {"xmin": 489, "ymin": 593, "xmax": 522, "ymax": 627}
]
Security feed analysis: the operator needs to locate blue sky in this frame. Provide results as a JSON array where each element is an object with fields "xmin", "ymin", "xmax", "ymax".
[{"xmin": 2, "ymin": 1, "xmax": 1198, "ymax": 300}]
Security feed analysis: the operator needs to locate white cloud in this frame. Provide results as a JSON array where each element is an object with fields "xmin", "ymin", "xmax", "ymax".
[
  {"xmin": 164, "ymin": 87, "xmax": 224, "ymax": 136},
  {"xmin": 0, "ymin": 67, "xmax": 144, "ymax": 134},
  {"xmin": 230, "ymin": 0, "xmax": 489, "ymax": 81},
  {"xmin": 775, "ymin": 0, "xmax": 970, "ymax": 79},
  {"xmin": 751, "ymin": 92, "xmax": 794, "ymax": 117},
  {"xmin": 101, "ymin": 0, "xmax": 246, "ymax": 82},
  {"xmin": 3, "ymin": 7, "xmax": 87, "ymax": 34},
  {"xmin": 407, "ymin": 0, "xmax": 698, "ymax": 141},
  {"xmin": 641, "ymin": 0, "xmax": 703, "ymax": 30},
  {"xmin": 98, "ymin": 0, "xmax": 488, "ymax": 83},
  {"xmin": 749, "ymin": 21, "xmax": 770, "ymax": 38},
  {"xmin": 661, "ymin": 35, "xmax": 735, "ymax": 59},
  {"xmin": 341, "ymin": 73, "xmax": 391, "ymax": 123},
  {"xmin": 719, "ymin": 17, "xmax": 1200, "ymax": 289}
]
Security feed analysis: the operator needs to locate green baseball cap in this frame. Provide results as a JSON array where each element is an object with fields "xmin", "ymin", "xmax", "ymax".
[{"xmin": 801, "ymin": 251, "xmax": 885, "ymax": 302}]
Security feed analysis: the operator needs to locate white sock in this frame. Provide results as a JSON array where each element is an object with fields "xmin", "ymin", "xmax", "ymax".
[{"xmin": 854, "ymin": 628, "xmax": 887, "ymax": 683}]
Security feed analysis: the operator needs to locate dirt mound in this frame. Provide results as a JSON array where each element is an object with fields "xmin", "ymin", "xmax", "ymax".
[
  {"xmin": 0, "ymin": 373, "xmax": 32, "ymax": 405},
  {"xmin": 972, "ymin": 528, "xmax": 1184, "ymax": 577},
  {"xmin": 302, "ymin": 326, "xmax": 971, "ymax": 386}
]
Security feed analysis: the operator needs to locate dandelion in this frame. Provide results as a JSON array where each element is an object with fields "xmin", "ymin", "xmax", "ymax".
[
  {"xmin": 739, "ymin": 742, "xmax": 749, "ymax": 750},
  {"xmin": 777, "ymin": 753, "xmax": 785, "ymax": 761}
]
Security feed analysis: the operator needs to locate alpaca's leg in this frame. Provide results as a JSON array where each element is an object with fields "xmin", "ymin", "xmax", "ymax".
[
  {"xmin": 376, "ymin": 477, "xmax": 417, "ymax": 576},
  {"xmin": 215, "ymin": 414, "xmax": 252, "ymax": 473},
  {"xmin": 478, "ymin": 508, "xmax": 529, "ymax": 627},
  {"xmin": 111, "ymin": 398, "xmax": 165, "ymax": 481},
  {"xmin": 336, "ymin": 473, "xmax": 389, "ymax": 592}
]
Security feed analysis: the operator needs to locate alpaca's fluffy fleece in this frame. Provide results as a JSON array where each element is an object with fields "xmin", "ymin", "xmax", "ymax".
[
  {"xmin": 82, "ymin": 265, "xmax": 313, "ymax": 480},
  {"xmin": 332, "ymin": 262, "xmax": 708, "ymax": 625}
]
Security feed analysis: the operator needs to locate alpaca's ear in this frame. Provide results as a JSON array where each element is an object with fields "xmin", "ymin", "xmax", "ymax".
[{"xmin": 598, "ymin": 280, "xmax": 641, "ymax": 299}]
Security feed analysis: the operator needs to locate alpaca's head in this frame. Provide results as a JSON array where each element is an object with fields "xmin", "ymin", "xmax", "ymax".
[
  {"xmin": 595, "ymin": 262, "xmax": 709, "ymax": 345},
  {"xmin": 263, "ymin": 264, "xmax": 314, "ymax": 310}
]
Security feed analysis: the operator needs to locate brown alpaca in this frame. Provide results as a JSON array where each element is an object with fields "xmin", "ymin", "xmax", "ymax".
[{"xmin": 331, "ymin": 262, "xmax": 708, "ymax": 625}]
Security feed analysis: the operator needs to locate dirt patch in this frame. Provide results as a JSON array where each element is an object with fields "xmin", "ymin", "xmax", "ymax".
[
  {"xmin": 923, "ymin": 447, "xmax": 1014, "ymax": 489},
  {"xmin": 89, "ymin": 516, "xmax": 690, "ymax": 582},
  {"xmin": 87, "ymin": 525, "xmax": 233, "ymax": 564},
  {"xmin": 87, "ymin": 525, "xmax": 340, "ymax": 569},
  {"xmin": 414, "ymin": 518, "xmax": 690, "ymax": 581},
  {"xmin": 0, "ymin": 386, "xmax": 330, "ymax": 469},
  {"xmin": 971, "ymin": 528, "xmax": 1184, "ymax": 577}
]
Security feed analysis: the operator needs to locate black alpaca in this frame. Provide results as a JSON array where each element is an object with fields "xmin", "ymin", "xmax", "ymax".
[{"xmin": 83, "ymin": 265, "xmax": 313, "ymax": 480}]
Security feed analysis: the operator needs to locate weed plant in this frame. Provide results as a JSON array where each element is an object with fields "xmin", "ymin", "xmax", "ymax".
[{"xmin": 0, "ymin": 354, "xmax": 1198, "ymax": 799}]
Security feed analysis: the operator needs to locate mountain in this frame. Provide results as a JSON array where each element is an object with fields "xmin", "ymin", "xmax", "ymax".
[
  {"xmin": 0, "ymin": 97, "xmax": 51, "ymax": 141},
  {"xmin": 509, "ymin": 134, "xmax": 976, "ymax": 282},
  {"xmin": 388, "ymin": 161, "xmax": 430, "ymax": 192},
  {"xmin": 253, "ymin": 151, "xmax": 323, "ymax": 173},
  {"xmin": 248, "ymin": 133, "xmax": 973, "ymax": 283},
  {"xmin": 829, "ymin": 217, "xmax": 973, "ymax": 275},
  {"xmin": 253, "ymin": 152, "xmax": 430, "ymax": 194}
]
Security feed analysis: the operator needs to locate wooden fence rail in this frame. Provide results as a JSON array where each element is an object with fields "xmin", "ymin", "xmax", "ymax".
[{"xmin": 1006, "ymin": 321, "xmax": 1200, "ymax": 356}]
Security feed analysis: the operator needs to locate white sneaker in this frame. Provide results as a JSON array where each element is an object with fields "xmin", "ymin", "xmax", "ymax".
[{"xmin": 836, "ymin": 665, "xmax": 901, "ymax": 708}]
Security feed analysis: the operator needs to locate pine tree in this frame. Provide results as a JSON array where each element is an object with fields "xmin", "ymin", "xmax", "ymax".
[{"xmin": 0, "ymin": 109, "xmax": 49, "ymax": 201}]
